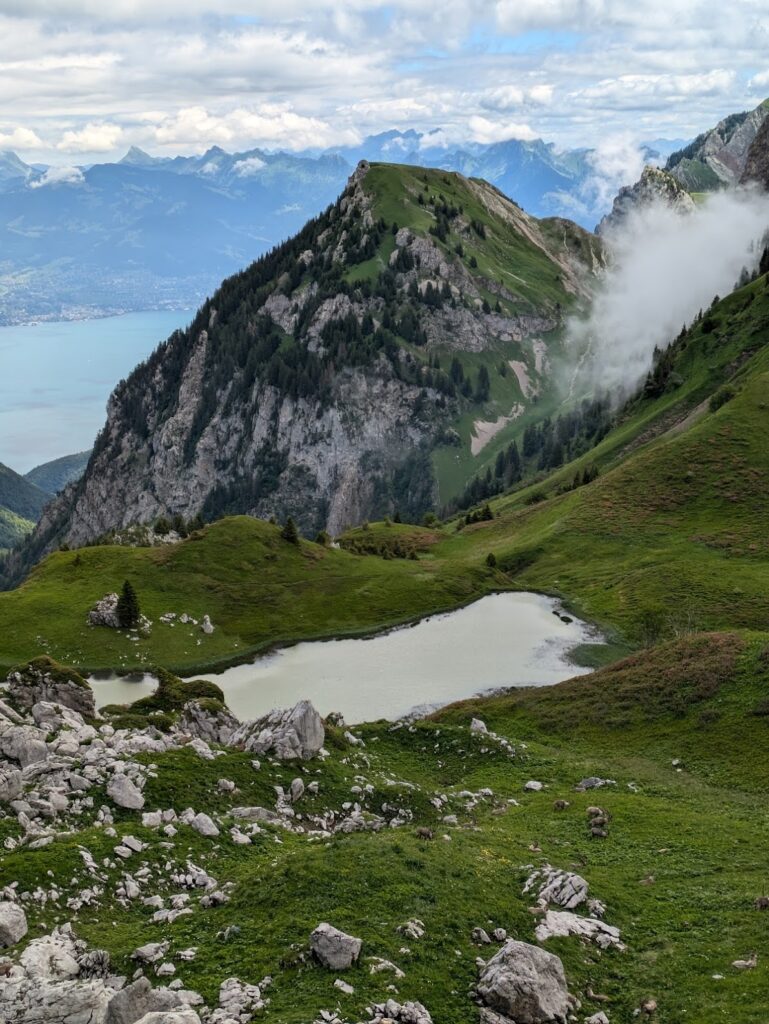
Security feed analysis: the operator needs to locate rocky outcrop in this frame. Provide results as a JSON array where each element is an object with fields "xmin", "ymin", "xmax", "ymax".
[
  {"xmin": 230, "ymin": 700, "xmax": 324, "ymax": 760},
  {"xmin": 742, "ymin": 111, "xmax": 769, "ymax": 191},
  {"xmin": 668, "ymin": 100, "xmax": 769, "ymax": 189},
  {"xmin": 598, "ymin": 166, "xmax": 695, "ymax": 235},
  {"xmin": 523, "ymin": 865, "xmax": 589, "ymax": 910},
  {"xmin": 6, "ymin": 657, "xmax": 96, "ymax": 718},
  {"xmin": 0, "ymin": 925, "xmax": 202, "ymax": 1024},
  {"xmin": 535, "ymin": 910, "xmax": 625, "ymax": 950},
  {"xmin": 476, "ymin": 940, "xmax": 571, "ymax": 1024},
  {"xmin": 176, "ymin": 699, "xmax": 238, "ymax": 746},
  {"xmin": 88, "ymin": 593, "xmax": 121, "ymax": 628},
  {"xmin": 0, "ymin": 902, "xmax": 27, "ymax": 947},
  {"xmin": 310, "ymin": 923, "xmax": 362, "ymax": 969}
]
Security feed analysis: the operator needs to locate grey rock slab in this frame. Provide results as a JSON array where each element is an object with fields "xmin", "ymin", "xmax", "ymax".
[
  {"xmin": 310, "ymin": 923, "xmax": 362, "ymax": 970},
  {"xmin": 476, "ymin": 939, "xmax": 571, "ymax": 1024}
]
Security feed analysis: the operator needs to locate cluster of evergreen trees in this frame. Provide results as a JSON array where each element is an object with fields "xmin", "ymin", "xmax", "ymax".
[
  {"xmin": 452, "ymin": 395, "xmax": 612, "ymax": 513},
  {"xmin": 521, "ymin": 396, "xmax": 612, "ymax": 470}
]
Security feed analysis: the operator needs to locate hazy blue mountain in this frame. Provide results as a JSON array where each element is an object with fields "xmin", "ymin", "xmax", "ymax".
[
  {"xmin": 0, "ymin": 150, "xmax": 32, "ymax": 186},
  {"xmin": 0, "ymin": 149, "xmax": 350, "ymax": 324},
  {"xmin": 25, "ymin": 450, "xmax": 91, "ymax": 495},
  {"xmin": 0, "ymin": 128, "xmax": 659, "ymax": 323}
]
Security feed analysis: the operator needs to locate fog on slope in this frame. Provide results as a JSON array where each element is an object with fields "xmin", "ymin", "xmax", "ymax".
[{"xmin": 566, "ymin": 188, "xmax": 769, "ymax": 396}]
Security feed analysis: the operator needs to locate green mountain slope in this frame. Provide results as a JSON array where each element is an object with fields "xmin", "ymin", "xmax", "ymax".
[
  {"xmin": 25, "ymin": 449, "xmax": 91, "ymax": 494},
  {"xmin": 0, "ymin": 462, "xmax": 50, "ymax": 520},
  {"xmin": 1, "ymin": 267, "xmax": 768, "ymax": 671},
  {"xmin": 0, "ymin": 462, "xmax": 50, "ymax": 551},
  {"xmin": 0, "ymin": 506, "xmax": 34, "ymax": 553}
]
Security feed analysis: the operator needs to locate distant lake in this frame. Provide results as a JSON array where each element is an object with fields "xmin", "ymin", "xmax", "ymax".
[{"xmin": 0, "ymin": 310, "xmax": 192, "ymax": 474}]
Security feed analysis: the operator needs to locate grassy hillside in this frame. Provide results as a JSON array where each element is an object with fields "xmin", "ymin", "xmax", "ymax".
[
  {"xmin": 3, "ymin": 635, "xmax": 769, "ymax": 1022},
  {"xmin": 0, "ymin": 517, "xmax": 491, "ymax": 674},
  {"xmin": 0, "ymin": 461, "xmax": 48, "ymax": 551},
  {"xmin": 0, "ymin": 461, "xmax": 50, "ymax": 519},
  {"xmin": 25, "ymin": 449, "xmax": 91, "ymax": 494}
]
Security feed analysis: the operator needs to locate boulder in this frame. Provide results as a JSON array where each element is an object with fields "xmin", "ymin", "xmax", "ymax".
[
  {"xmin": 190, "ymin": 812, "xmax": 219, "ymax": 837},
  {"xmin": 6, "ymin": 657, "xmax": 96, "ymax": 718},
  {"xmin": 0, "ymin": 902, "xmax": 28, "ymax": 947},
  {"xmin": 106, "ymin": 978, "xmax": 192, "ymax": 1024},
  {"xmin": 310, "ymin": 923, "xmax": 362, "ymax": 969},
  {"xmin": 0, "ymin": 767, "xmax": 23, "ymax": 803},
  {"xmin": 200, "ymin": 616, "xmax": 214, "ymax": 635},
  {"xmin": 176, "ymin": 700, "xmax": 239, "ymax": 746},
  {"xmin": 476, "ymin": 939, "xmax": 571, "ymax": 1024},
  {"xmin": 107, "ymin": 773, "xmax": 145, "ymax": 810},
  {"xmin": 0, "ymin": 723, "xmax": 48, "ymax": 766},
  {"xmin": 231, "ymin": 700, "xmax": 324, "ymax": 760},
  {"xmin": 88, "ymin": 593, "xmax": 121, "ymax": 628}
]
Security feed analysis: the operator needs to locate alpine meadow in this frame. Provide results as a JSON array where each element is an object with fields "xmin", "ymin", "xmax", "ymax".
[{"xmin": 1, "ymin": 7, "xmax": 769, "ymax": 1024}]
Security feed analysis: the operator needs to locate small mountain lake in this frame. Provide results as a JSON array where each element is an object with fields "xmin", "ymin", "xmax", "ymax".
[{"xmin": 89, "ymin": 592, "xmax": 600, "ymax": 724}]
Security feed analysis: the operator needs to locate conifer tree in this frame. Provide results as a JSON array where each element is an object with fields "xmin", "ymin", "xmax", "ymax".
[
  {"xmin": 281, "ymin": 516, "xmax": 300, "ymax": 544},
  {"xmin": 116, "ymin": 580, "xmax": 140, "ymax": 629}
]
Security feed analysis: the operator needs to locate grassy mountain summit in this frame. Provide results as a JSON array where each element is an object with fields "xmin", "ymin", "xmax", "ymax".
[{"xmin": 10, "ymin": 161, "xmax": 602, "ymax": 581}]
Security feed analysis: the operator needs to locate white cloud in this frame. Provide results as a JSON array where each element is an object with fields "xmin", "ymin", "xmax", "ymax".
[
  {"xmin": 233, "ymin": 155, "xmax": 267, "ymax": 176},
  {"xmin": 0, "ymin": 2, "xmax": 766, "ymax": 160},
  {"xmin": 468, "ymin": 115, "xmax": 538, "ymax": 144},
  {"xmin": 150, "ymin": 105, "xmax": 361, "ymax": 152},
  {"xmin": 57, "ymin": 121, "xmax": 123, "ymax": 152},
  {"xmin": 584, "ymin": 133, "xmax": 647, "ymax": 208},
  {"xmin": 0, "ymin": 125, "xmax": 43, "ymax": 150},
  {"xmin": 566, "ymin": 188, "xmax": 769, "ymax": 394},
  {"xmin": 29, "ymin": 165, "xmax": 85, "ymax": 188}
]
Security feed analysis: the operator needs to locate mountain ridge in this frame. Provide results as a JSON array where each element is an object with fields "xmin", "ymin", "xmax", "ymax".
[{"xmin": 7, "ymin": 160, "xmax": 602, "ymax": 579}]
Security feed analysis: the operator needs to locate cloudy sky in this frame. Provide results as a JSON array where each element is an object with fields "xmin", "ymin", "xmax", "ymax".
[{"xmin": 1, "ymin": 0, "xmax": 769, "ymax": 164}]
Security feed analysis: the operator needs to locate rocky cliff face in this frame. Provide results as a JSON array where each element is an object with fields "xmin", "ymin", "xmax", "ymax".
[
  {"xmin": 741, "ymin": 112, "xmax": 769, "ymax": 191},
  {"xmin": 597, "ymin": 165, "xmax": 695, "ymax": 235},
  {"xmin": 666, "ymin": 100, "xmax": 769, "ymax": 190},
  {"xmin": 12, "ymin": 161, "xmax": 601, "ymax": 571}
]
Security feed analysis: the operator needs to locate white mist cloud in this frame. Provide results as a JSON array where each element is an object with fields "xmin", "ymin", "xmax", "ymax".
[
  {"xmin": 567, "ymin": 188, "xmax": 769, "ymax": 396},
  {"xmin": 57, "ymin": 121, "xmax": 122, "ymax": 152},
  {"xmin": 0, "ymin": 125, "xmax": 43, "ymax": 150},
  {"xmin": 28, "ymin": 165, "xmax": 85, "ymax": 188},
  {"xmin": 233, "ymin": 155, "xmax": 267, "ymax": 176}
]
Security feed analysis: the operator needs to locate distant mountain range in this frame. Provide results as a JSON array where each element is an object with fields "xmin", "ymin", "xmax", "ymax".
[{"xmin": 0, "ymin": 129, "xmax": 671, "ymax": 324}]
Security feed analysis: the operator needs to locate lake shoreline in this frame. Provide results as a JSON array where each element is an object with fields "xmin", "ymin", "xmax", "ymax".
[{"xmin": 89, "ymin": 592, "xmax": 606, "ymax": 724}]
